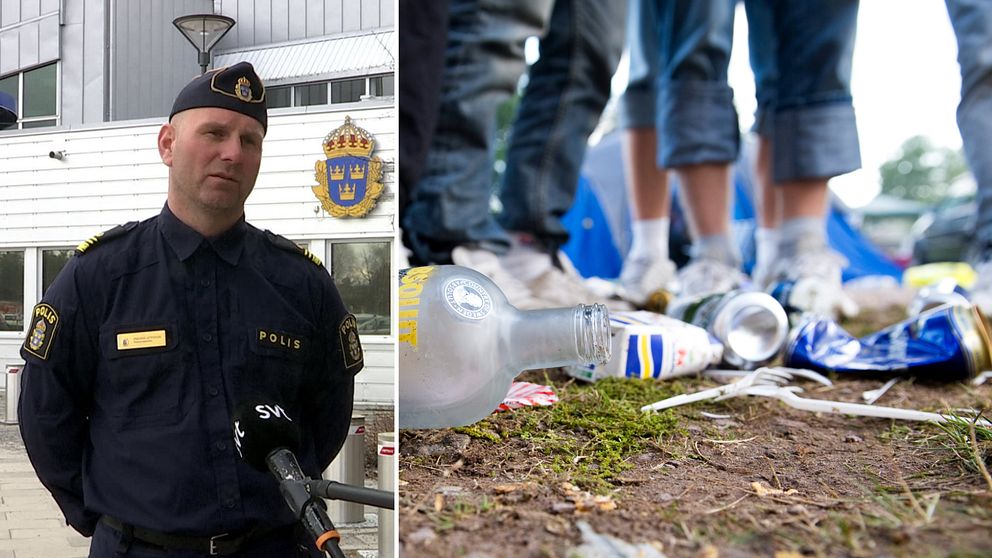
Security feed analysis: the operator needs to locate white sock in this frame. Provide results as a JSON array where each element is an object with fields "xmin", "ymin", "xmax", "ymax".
[
  {"xmin": 627, "ymin": 218, "xmax": 670, "ymax": 262},
  {"xmin": 691, "ymin": 234, "xmax": 740, "ymax": 267},
  {"xmin": 778, "ymin": 217, "xmax": 827, "ymax": 259},
  {"xmin": 754, "ymin": 227, "xmax": 779, "ymax": 273}
]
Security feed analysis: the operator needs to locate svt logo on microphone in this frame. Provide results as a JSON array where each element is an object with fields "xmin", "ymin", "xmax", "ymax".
[{"xmin": 255, "ymin": 404, "xmax": 293, "ymax": 421}]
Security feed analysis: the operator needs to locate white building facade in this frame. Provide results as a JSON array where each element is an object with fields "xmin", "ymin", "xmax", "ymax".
[{"xmin": 0, "ymin": 0, "xmax": 396, "ymax": 409}]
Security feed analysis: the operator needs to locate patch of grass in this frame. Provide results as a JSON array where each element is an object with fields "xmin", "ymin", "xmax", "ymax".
[
  {"xmin": 504, "ymin": 377, "xmax": 683, "ymax": 493},
  {"xmin": 879, "ymin": 423, "xmax": 914, "ymax": 443},
  {"xmin": 931, "ymin": 413, "xmax": 992, "ymax": 487},
  {"xmin": 453, "ymin": 423, "xmax": 502, "ymax": 443},
  {"xmin": 428, "ymin": 494, "xmax": 494, "ymax": 532}
]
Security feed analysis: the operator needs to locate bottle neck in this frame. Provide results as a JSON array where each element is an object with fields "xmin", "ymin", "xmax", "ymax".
[{"xmin": 506, "ymin": 304, "xmax": 611, "ymax": 374}]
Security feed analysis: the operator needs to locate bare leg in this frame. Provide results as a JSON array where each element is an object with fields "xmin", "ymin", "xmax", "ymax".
[
  {"xmin": 624, "ymin": 128, "xmax": 670, "ymax": 220},
  {"xmin": 618, "ymin": 127, "xmax": 677, "ymax": 305}
]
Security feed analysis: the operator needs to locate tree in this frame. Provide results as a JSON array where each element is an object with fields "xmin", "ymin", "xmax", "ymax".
[{"xmin": 878, "ymin": 135, "xmax": 968, "ymax": 203}]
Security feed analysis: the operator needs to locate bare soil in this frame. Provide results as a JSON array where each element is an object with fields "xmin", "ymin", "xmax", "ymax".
[{"xmin": 398, "ymin": 295, "xmax": 992, "ymax": 557}]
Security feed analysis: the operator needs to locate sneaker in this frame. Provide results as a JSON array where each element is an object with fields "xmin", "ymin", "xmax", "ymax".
[
  {"xmin": 766, "ymin": 248, "xmax": 859, "ymax": 318},
  {"xmin": 618, "ymin": 256, "xmax": 678, "ymax": 307},
  {"xmin": 525, "ymin": 252, "xmax": 633, "ymax": 311},
  {"xmin": 676, "ymin": 258, "xmax": 748, "ymax": 299},
  {"xmin": 451, "ymin": 246, "xmax": 543, "ymax": 309},
  {"xmin": 970, "ymin": 260, "xmax": 992, "ymax": 317}
]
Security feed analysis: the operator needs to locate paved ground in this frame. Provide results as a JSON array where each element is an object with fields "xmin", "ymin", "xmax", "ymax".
[{"xmin": 0, "ymin": 392, "xmax": 385, "ymax": 558}]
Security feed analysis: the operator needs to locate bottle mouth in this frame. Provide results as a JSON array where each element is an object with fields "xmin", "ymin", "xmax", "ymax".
[{"xmin": 576, "ymin": 304, "xmax": 612, "ymax": 365}]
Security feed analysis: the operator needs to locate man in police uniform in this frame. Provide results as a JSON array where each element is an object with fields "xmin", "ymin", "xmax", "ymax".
[{"xmin": 18, "ymin": 62, "xmax": 364, "ymax": 557}]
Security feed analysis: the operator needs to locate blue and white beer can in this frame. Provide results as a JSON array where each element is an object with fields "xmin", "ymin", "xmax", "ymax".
[{"xmin": 785, "ymin": 302, "xmax": 992, "ymax": 381}]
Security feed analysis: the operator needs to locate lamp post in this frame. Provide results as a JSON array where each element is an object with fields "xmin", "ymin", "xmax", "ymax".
[{"xmin": 172, "ymin": 14, "xmax": 236, "ymax": 75}]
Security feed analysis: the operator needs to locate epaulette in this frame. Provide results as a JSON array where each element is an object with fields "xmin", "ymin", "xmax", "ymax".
[
  {"xmin": 75, "ymin": 222, "xmax": 139, "ymax": 255},
  {"xmin": 264, "ymin": 230, "xmax": 324, "ymax": 267}
]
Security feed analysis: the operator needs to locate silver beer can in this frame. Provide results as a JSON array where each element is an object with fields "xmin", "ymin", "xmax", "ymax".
[{"xmin": 667, "ymin": 290, "xmax": 789, "ymax": 370}]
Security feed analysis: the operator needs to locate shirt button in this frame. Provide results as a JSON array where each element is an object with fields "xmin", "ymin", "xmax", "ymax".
[
  {"xmin": 207, "ymin": 386, "xmax": 219, "ymax": 397},
  {"xmin": 215, "ymin": 441, "xmax": 227, "ymax": 451},
  {"xmin": 202, "ymin": 333, "xmax": 213, "ymax": 342}
]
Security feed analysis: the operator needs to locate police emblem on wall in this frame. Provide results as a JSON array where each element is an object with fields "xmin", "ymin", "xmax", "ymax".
[{"xmin": 313, "ymin": 116, "xmax": 385, "ymax": 218}]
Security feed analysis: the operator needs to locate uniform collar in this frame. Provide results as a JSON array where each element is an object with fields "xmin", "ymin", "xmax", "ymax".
[{"xmin": 159, "ymin": 203, "xmax": 247, "ymax": 265}]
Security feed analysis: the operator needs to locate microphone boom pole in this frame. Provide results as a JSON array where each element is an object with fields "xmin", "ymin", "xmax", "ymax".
[{"xmin": 307, "ymin": 480, "xmax": 395, "ymax": 510}]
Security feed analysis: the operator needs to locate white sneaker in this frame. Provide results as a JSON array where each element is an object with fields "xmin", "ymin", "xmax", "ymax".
[
  {"xmin": 451, "ymin": 246, "xmax": 543, "ymax": 309},
  {"xmin": 618, "ymin": 256, "xmax": 677, "ymax": 307},
  {"xmin": 676, "ymin": 258, "xmax": 748, "ymax": 299},
  {"xmin": 525, "ymin": 252, "xmax": 632, "ymax": 311},
  {"xmin": 767, "ymin": 248, "xmax": 859, "ymax": 318},
  {"xmin": 970, "ymin": 260, "xmax": 992, "ymax": 317}
]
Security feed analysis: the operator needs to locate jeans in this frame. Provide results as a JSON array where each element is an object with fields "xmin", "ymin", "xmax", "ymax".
[
  {"xmin": 402, "ymin": 0, "xmax": 626, "ymax": 264},
  {"xmin": 620, "ymin": 0, "xmax": 861, "ymax": 182},
  {"xmin": 946, "ymin": 0, "xmax": 992, "ymax": 251}
]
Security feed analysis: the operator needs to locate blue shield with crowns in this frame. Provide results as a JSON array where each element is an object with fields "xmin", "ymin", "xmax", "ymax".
[
  {"xmin": 313, "ymin": 116, "xmax": 385, "ymax": 218},
  {"xmin": 325, "ymin": 155, "xmax": 368, "ymax": 208}
]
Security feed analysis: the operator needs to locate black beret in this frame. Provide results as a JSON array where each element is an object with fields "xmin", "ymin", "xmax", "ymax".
[{"xmin": 170, "ymin": 61, "xmax": 267, "ymax": 133}]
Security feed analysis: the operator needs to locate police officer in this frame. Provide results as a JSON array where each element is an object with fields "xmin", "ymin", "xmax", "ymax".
[{"xmin": 18, "ymin": 62, "xmax": 364, "ymax": 557}]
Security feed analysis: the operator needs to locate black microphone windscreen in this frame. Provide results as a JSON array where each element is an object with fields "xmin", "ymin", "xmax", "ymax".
[{"xmin": 232, "ymin": 401, "xmax": 302, "ymax": 471}]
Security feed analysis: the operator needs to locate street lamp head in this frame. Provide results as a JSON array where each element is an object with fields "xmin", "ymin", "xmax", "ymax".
[{"xmin": 172, "ymin": 14, "xmax": 236, "ymax": 74}]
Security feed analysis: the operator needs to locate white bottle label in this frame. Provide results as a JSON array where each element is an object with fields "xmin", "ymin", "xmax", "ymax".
[{"xmin": 443, "ymin": 278, "xmax": 493, "ymax": 320}]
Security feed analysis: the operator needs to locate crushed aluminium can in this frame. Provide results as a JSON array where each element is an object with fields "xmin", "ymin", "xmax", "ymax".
[
  {"xmin": 785, "ymin": 302, "xmax": 992, "ymax": 381},
  {"xmin": 666, "ymin": 290, "xmax": 789, "ymax": 370},
  {"xmin": 566, "ymin": 311, "xmax": 724, "ymax": 382}
]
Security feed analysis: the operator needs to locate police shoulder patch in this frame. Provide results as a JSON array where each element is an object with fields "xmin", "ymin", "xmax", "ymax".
[
  {"xmin": 264, "ymin": 230, "xmax": 323, "ymax": 267},
  {"xmin": 338, "ymin": 314, "xmax": 363, "ymax": 372},
  {"xmin": 23, "ymin": 303, "xmax": 60, "ymax": 360},
  {"xmin": 75, "ymin": 222, "xmax": 138, "ymax": 255}
]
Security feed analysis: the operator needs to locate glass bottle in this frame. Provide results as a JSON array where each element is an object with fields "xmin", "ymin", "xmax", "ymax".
[{"xmin": 398, "ymin": 265, "xmax": 611, "ymax": 429}]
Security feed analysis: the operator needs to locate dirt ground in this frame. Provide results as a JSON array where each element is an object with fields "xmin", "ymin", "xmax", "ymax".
[{"xmin": 398, "ymin": 289, "xmax": 992, "ymax": 557}]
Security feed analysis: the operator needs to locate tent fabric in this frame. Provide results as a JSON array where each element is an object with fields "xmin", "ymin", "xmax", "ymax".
[{"xmin": 561, "ymin": 132, "xmax": 902, "ymax": 282}]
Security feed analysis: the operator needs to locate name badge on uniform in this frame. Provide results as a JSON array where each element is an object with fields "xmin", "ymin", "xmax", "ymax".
[{"xmin": 117, "ymin": 330, "xmax": 167, "ymax": 351}]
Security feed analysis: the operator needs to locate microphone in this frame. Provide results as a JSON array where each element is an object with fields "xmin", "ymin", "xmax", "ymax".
[{"xmin": 232, "ymin": 402, "xmax": 346, "ymax": 557}]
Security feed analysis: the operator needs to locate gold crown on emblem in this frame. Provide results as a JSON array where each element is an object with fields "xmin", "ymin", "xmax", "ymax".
[
  {"xmin": 349, "ymin": 163, "xmax": 365, "ymax": 179},
  {"xmin": 322, "ymin": 116, "xmax": 375, "ymax": 158},
  {"xmin": 329, "ymin": 165, "xmax": 346, "ymax": 180},
  {"xmin": 235, "ymin": 76, "xmax": 253, "ymax": 101},
  {"xmin": 338, "ymin": 183, "xmax": 356, "ymax": 201}
]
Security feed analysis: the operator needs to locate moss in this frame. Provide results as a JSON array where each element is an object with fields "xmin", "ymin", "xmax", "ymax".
[
  {"xmin": 505, "ymin": 377, "xmax": 684, "ymax": 493},
  {"xmin": 453, "ymin": 423, "xmax": 502, "ymax": 443}
]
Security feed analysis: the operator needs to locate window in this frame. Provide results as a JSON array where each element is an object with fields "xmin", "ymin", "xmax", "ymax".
[
  {"xmin": 328, "ymin": 241, "xmax": 390, "ymax": 335},
  {"xmin": 295, "ymin": 83, "xmax": 327, "ymax": 107},
  {"xmin": 263, "ymin": 74, "xmax": 393, "ymax": 109},
  {"xmin": 331, "ymin": 78, "xmax": 365, "ymax": 104},
  {"xmin": 42, "ymin": 249, "xmax": 73, "ymax": 295},
  {"xmin": 0, "ymin": 62, "xmax": 58, "ymax": 131},
  {"xmin": 267, "ymin": 86, "xmax": 291, "ymax": 109},
  {"xmin": 0, "ymin": 251, "xmax": 25, "ymax": 332},
  {"xmin": 369, "ymin": 75, "xmax": 394, "ymax": 97}
]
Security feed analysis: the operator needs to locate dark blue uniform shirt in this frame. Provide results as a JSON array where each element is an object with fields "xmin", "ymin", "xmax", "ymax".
[{"xmin": 18, "ymin": 204, "xmax": 362, "ymax": 538}]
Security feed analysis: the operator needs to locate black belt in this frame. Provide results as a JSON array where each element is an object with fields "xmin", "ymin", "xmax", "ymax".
[{"xmin": 101, "ymin": 515, "xmax": 274, "ymax": 556}]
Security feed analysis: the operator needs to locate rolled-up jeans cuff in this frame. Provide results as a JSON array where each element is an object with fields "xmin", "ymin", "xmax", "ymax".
[
  {"xmin": 658, "ymin": 80, "xmax": 739, "ymax": 167},
  {"xmin": 773, "ymin": 103, "xmax": 861, "ymax": 182},
  {"xmin": 618, "ymin": 87, "xmax": 656, "ymax": 129}
]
